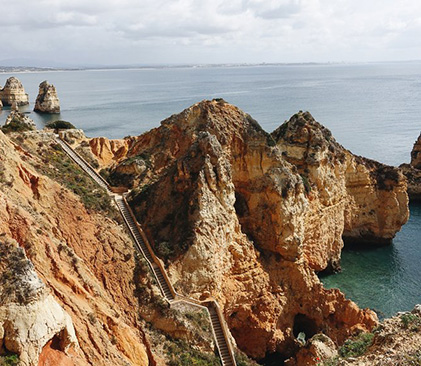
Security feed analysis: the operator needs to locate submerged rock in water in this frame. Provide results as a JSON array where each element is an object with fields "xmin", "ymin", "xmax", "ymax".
[
  {"xmin": 34, "ymin": 81, "xmax": 60, "ymax": 114},
  {"xmin": 0, "ymin": 76, "xmax": 29, "ymax": 106}
]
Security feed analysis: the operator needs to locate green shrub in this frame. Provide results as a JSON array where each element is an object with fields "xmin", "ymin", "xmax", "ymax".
[
  {"xmin": 166, "ymin": 339, "xmax": 221, "ymax": 366},
  {"xmin": 401, "ymin": 313, "xmax": 421, "ymax": 330},
  {"xmin": 1, "ymin": 120, "xmax": 33, "ymax": 134},
  {"xmin": 339, "ymin": 332, "xmax": 374, "ymax": 358},
  {"xmin": 0, "ymin": 352, "xmax": 19, "ymax": 366},
  {"xmin": 235, "ymin": 350, "xmax": 259, "ymax": 366},
  {"xmin": 36, "ymin": 144, "xmax": 121, "ymax": 222},
  {"xmin": 45, "ymin": 120, "xmax": 75, "ymax": 130},
  {"xmin": 403, "ymin": 350, "xmax": 421, "ymax": 365}
]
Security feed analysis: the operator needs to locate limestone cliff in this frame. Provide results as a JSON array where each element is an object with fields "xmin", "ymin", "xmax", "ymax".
[
  {"xmin": 272, "ymin": 112, "xmax": 408, "ymax": 269},
  {"xmin": 411, "ymin": 133, "xmax": 421, "ymax": 169},
  {"xmin": 82, "ymin": 100, "xmax": 409, "ymax": 360},
  {"xmin": 0, "ymin": 130, "xmax": 151, "ymax": 365},
  {"xmin": 400, "ymin": 132, "xmax": 421, "ymax": 201},
  {"xmin": 0, "ymin": 77, "xmax": 29, "ymax": 106},
  {"xmin": 0, "ymin": 238, "xmax": 78, "ymax": 366},
  {"xmin": 0, "ymin": 128, "xmax": 233, "ymax": 365},
  {"xmin": 34, "ymin": 81, "xmax": 60, "ymax": 114}
]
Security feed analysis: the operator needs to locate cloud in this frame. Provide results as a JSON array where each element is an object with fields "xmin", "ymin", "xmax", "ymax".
[{"xmin": 1, "ymin": 0, "xmax": 421, "ymax": 64}]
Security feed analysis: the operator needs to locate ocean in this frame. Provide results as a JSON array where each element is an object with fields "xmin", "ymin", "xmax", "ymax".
[{"xmin": 0, "ymin": 63, "xmax": 420, "ymax": 318}]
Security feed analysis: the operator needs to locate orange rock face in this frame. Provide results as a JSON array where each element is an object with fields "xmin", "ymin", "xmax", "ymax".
[
  {"xmin": 83, "ymin": 100, "xmax": 408, "ymax": 360},
  {"xmin": 0, "ymin": 130, "xmax": 151, "ymax": 365}
]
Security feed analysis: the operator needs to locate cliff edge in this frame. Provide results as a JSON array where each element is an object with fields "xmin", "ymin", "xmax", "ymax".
[
  {"xmin": 400, "ymin": 132, "xmax": 421, "ymax": 201},
  {"xmin": 77, "ymin": 100, "xmax": 410, "ymax": 361}
]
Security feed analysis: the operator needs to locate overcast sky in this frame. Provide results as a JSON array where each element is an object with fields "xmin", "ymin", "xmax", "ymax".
[{"xmin": 2, "ymin": 0, "xmax": 421, "ymax": 66}]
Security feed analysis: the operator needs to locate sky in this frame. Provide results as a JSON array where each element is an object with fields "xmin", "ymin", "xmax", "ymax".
[{"xmin": 2, "ymin": 0, "xmax": 421, "ymax": 66}]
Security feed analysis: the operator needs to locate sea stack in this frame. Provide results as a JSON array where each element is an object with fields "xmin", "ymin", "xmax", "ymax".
[
  {"xmin": 411, "ymin": 133, "xmax": 421, "ymax": 169},
  {"xmin": 34, "ymin": 80, "xmax": 60, "ymax": 114},
  {"xmin": 0, "ymin": 76, "xmax": 29, "ymax": 106}
]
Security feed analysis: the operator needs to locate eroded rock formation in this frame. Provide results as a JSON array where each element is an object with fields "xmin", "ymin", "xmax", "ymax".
[
  {"xmin": 411, "ymin": 133, "xmax": 421, "ymax": 169},
  {"xmin": 0, "ymin": 130, "xmax": 150, "ymax": 365},
  {"xmin": 4, "ymin": 106, "xmax": 36, "ymax": 131},
  {"xmin": 0, "ymin": 77, "xmax": 29, "ymax": 106},
  {"xmin": 400, "ymin": 132, "xmax": 421, "ymax": 201},
  {"xmin": 0, "ymin": 238, "xmax": 78, "ymax": 366},
  {"xmin": 79, "ymin": 100, "xmax": 409, "ymax": 360},
  {"xmin": 34, "ymin": 81, "xmax": 60, "ymax": 113},
  {"xmin": 0, "ymin": 128, "xmax": 228, "ymax": 365}
]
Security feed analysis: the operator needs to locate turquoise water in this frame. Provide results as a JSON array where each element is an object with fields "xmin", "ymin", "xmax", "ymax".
[
  {"xmin": 0, "ymin": 64, "xmax": 420, "ymax": 317},
  {"xmin": 321, "ymin": 202, "xmax": 421, "ymax": 318}
]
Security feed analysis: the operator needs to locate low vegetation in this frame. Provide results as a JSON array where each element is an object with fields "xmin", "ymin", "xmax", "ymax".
[
  {"xmin": 1, "ymin": 119, "xmax": 33, "ymax": 134},
  {"xmin": 45, "ymin": 120, "xmax": 75, "ymax": 130},
  {"xmin": 0, "ymin": 353, "xmax": 19, "ymax": 366},
  {"xmin": 318, "ymin": 332, "xmax": 375, "ymax": 366},
  {"xmin": 235, "ymin": 350, "xmax": 259, "ymax": 366},
  {"xmin": 400, "ymin": 313, "xmax": 421, "ymax": 331},
  {"xmin": 338, "ymin": 332, "xmax": 374, "ymax": 358},
  {"xmin": 36, "ymin": 142, "xmax": 121, "ymax": 222},
  {"xmin": 165, "ymin": 339, "xmax": 221, "ymax": 366}
]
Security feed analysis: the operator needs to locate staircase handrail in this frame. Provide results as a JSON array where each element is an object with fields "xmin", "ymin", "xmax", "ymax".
[
  {"xmin": 56, "ymin": 135, "xmax": 112, "ymax": 191},
  {"xmin": 58, "ymin": 137, "xmax": 237, "ymax": 365}
]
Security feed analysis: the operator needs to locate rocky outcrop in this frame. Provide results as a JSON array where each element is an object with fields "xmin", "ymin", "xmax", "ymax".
[
  {"xmin": 0, "ymin": 128, "xmax": 227, "ymax": 365},
  {"xmin": 34, "ymin": 81, "xmax": 60, "ymax": 113},
  {"xmin": 4, "ymin": 108, "xmax": 36, "ymax": 131},
  {"xmin": 0, "ymin": 99, "xmax": 3, "ymax": 110},
  {"xmin": 0, "ymin": 130, "xmax": 151, "ymax": 365},
  {"xmin": 0, "ymin": 238, "xmax": 78, "ymax": 366},
  {"xmin": 272, "ymin": 112, "xmax": 408, "ymax": 268},
  {"xmin": 83, "ymin": 100, "xmax": 408, "ymax": 360},
  {"xmin": 0, "ymin": 77, "xmax": 29, "ymax": 106},
  {"xmin": 400, "ymin": 132, "xmax": 421, "ymax": 201},
  {"xmin": 321, "ymin": 305, "xmax": 421, "ymax": 365},
  {"xmin": 411, "ymin": 133, "xmax": 421, "ymax": 169}
]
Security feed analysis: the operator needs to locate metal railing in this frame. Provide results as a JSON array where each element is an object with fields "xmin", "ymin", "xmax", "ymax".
[{"xmin": 58, "ymin": 135, "xmax": 237, "ymax": 366}]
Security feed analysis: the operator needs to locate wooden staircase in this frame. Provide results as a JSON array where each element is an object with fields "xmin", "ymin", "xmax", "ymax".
[
  {"xmin": 209, "ymin": 305, "xmax": 236, "ymax": 366},
  {"xmin": 55, "ymin": 137, "xmax": 111, "ymax": 193},
  {"xmin": 57, "ymin": 135, "xmax": 237, "ymax": 366},
  {"xmin": 115, "ymin": 196, "xmax": 175, "ymax": 301}
]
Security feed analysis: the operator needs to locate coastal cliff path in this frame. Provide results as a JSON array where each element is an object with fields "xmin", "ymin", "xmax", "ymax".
[{"xmin": 55, "ymin": 135, "xmax": 237, "ymax": 366}]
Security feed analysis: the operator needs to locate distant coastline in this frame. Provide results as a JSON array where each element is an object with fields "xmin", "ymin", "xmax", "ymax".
[{"xmin": 4, "ymin": 60, "xmax": 421, "ymax": 74}]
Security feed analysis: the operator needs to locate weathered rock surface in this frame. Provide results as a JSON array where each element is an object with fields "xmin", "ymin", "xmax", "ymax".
[
  {"xmin": 0, "ymin": 129, "xmax": 226, "ymax": 365},
  {"xmin": 323, "ymin": 305, "xmax": 421, "ymax": 366},
  {"xmin": 0, "ymin": 77, "xmax": 29, "ymax": 106},
  {"xmin": 82, "ymin": 100, "xmax": 408, "ymax": 360},
  {"xmin": 34, "ymin": 81, "xmax": 60, "ymax": 114},
  {"xmin": 272, "ymin": 112, "xmax": 408, "ymax": 268},
  {"xmin": 4, "ymin": 109, "xmax": 36, "ymax": 130},
  {"xmin": 0, "ymin": 130, "xmax": 151, "ymax": 365},
  {"xmin": 411, "ymin": 133, "xmax": 421, "ymax": 169},
  {"xmin": 0, "ymin": 238, "xmax": 78, "ymax": 366},
  {"xmin": 400, "ymin": 132, "xmax": 421, "ymax": 201},
  {"xmin": 285, "ymin": 334, "xmax": 338, "ymax": 366}
]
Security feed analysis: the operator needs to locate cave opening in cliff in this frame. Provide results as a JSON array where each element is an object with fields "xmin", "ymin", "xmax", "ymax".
[
  {"xmin": 292, "ymin": 313, "xmax": 318, "ymax": 339},
  {"xmin": 234, "ymin": 191, "xmax": 249, "ymax": 217}
]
